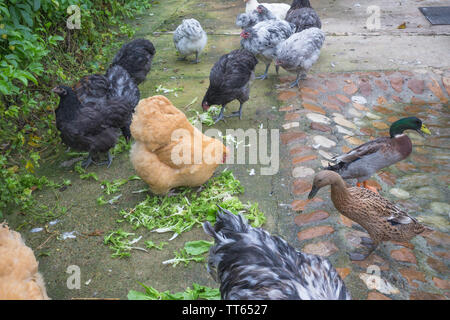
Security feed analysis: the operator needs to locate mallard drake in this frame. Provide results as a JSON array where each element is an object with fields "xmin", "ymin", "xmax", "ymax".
[
  {"xmin": 308, "ymin": 170, "xmax": 429, "ymax": 261},
  {"xmin": 203, "ymin": 206, "xmax": 351, "ymax": 300},
  {"xmin": 327, "ymin": 117, "xmax": 431, "ymax": 192}
]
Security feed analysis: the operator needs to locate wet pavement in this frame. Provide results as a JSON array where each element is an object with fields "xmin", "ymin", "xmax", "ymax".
[
  {"xmin": 276, "ymin": 70, "xmax": 450, "ymax": 299},
  {"xmin": 5, "ymin": 0, "xmax": 449, "ymax": 299}
]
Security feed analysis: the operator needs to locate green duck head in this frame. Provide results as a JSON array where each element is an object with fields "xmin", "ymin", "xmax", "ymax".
[{"xmin": 389, "ymin": 117, "xmax": 431, "ymax": 138}]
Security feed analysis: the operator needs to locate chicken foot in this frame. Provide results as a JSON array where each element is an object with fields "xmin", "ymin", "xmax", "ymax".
[
  {"xmin": 213, "ymin": 105, "xmax": 226, "ymax": 123},
  {"xmin": 225, "ymin": 102, "xmax": 244, "ymax": 120},
  {"xmin": 94, "ymin": 151, "xmax": 114, "ymax": 168},
  {"xmin": 194, "ymin": 51, "xmax": 200, "ymax": 64},
  {"xmin": 256, "ymin": 63, "xmax": 271, "ymax": 80},
  {"xmin": 81, "ymin": 153, "xmax": 94, "ymax": 169},
  {"xmin": 289, "ymin": 71, "xmax": 307, "ymax": 88}
]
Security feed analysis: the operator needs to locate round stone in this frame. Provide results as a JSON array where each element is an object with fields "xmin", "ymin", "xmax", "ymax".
[
  {"xmin": 313, "ymin": 135, "xmax": 336, "ymax": 148},
  {"xmin": 359, "ymin": 273, "xmax": 400, "ymax": 295},
  {"xmin": 366, "ymin": 112, "xmax": 382, "ymax": 120},
  {"xmin": 306, "ymin": 113, "xmax": 331, "ymax": 124},
  {"xmin": 333, "ymin": 116, "xmax": 357, "ymax": 129},
  {"xmin": 389, "ymin": 188, "xmax": 411, "ymax": 199},
  {"xmin": 318, "ymin": 150, "xmax": 334, "ymax": 160},
  {"xmin": 292, "ymin": 166, "xmax": 315, "ymax": 178},
  {"xmin": 336, "ymin": 125, "xmax": 354, "ymax": 135},
  {"xmin": 351, "ymin": 96, "xmax": 367, "ymax": 104},
  {"xmin": 430, "ymin": 202, "xmax": 450, "ymax": 215},
  {"xmin": 282, "ymin": 122, "xmax": 300, "ymax": 130},
  {"xmin": 348, "ymin": 108, "xmax": 363, "ymax": 118},
  {"xmin": 415, "ymin": 187, "xmax": 443, "ymax": 200}
]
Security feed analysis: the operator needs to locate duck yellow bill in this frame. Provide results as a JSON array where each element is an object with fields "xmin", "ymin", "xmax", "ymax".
[{"xmin": 420, "ymin": 125, "xmax": 431, "ymax": 135}]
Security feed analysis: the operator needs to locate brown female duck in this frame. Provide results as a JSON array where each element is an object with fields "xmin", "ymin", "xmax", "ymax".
[{"xmin": 308, "ymin": 170, "xmax": 429, "ymax": 261}]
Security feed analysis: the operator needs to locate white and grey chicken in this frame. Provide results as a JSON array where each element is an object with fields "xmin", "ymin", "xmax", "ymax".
[
  {"xmin": 276, "ymin": 27, "xmax": 325, "ymax": 88},
  {"xmin": 236, "ymin": 4, "xmax": 277, "ymax": 29},
  {"xmin": 203, "ymin": 206, "xmax": 351, "ymax": 300},
  {"xmin": 240, "ymin": 19, "xmax": 294, "ymax": 80},
  {"xmin": 173, "ymin": 18, "xmax": 207, "ymax": 63},
  {"xmin": 286, "ymin": 0, "xmax": 322, "ymax": 33},
  {"xmin": 244, "ymin": 0, "xmax": 290, "ymax": 20}
]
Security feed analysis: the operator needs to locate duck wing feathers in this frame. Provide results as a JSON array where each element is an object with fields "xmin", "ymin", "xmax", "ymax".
[{"xmin": 331, "ymin": 137, "xmax": 391, "ymax": 164}]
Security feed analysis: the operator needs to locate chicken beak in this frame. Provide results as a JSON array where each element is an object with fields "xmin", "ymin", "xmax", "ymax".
[{"xmin": 308, "ymin": 185, "xmax": 320, "ymax": 199}]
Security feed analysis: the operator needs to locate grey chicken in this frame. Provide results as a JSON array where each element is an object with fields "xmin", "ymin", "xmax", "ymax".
[
  {"xmin": 173, "ymin": 19, "xmax": 207, "ymax": 63},
  {"xmin": 202, "ymin": 49, "xmax": 258, "ymax": 123},
  {"xmin": 286, "ymin": 0, "xmax": 322, "ymax": 33},
  {"xmin": 203, "ymin": 206, "xmax": 351, "ymax": 300},
  {"xmin": 276, "ymin": 27, "xmax": 325, "ymax": 88},
  {"xmin": 240, "ymin": 19, "xmax": 293, "ymax": 80},
  {"xmin": 236, "ymin": 4, "xmax": 277, "ymax": 29}
]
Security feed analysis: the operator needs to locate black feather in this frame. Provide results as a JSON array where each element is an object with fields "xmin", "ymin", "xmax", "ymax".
[
  {"xmin": 110, "ymin": 38, "xmax": 156, "ymax": 85},
  {"xmin": 202, "ymin": 49, "xmax": 258, "ymax": 107}
]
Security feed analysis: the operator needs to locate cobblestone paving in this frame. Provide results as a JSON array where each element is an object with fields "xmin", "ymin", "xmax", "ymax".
[{"xmin": 277, "ymin": 69, "xmax": 450, "ymax": 300}]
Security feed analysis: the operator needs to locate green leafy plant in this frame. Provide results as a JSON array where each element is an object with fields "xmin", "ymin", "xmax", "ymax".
[
  {"xmin": 0, "ymin": 0, "xmax": 153, "ymax": 220},
  {"xmin": 103, "ymin": 229, "xmax": 147, "ymax": 258},
  {"xmin": 128, "ymin": 282, "xmax": 220, "ymax": 300},
  {"xmin": 118, "ymin": 170, "xmax": 266, "ymax": 238},
  {"xmin": 162, "ymin": 240, "xmax": 213, "ymax": 267},
  {"xmin": 144, "ymin": 240, "xmax": 168, "ymax": 251}
]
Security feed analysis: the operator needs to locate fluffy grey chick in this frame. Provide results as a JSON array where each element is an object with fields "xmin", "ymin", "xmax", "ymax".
[
  {"xmin": 173, "ymin": 19, "xmax": 207, "ymax": 63},
  {"xmin": 236, "ymin": 4, "xmax": 277, "ymax": 29},
  {"xmin": 240, "ymin": 19, "xmax": 294, "ymax": 80},
  {"xmin": 276, "ymin": 27, "xmax": 325, "ymax": 88},
  {"xmin": 286, "ymin": 0, "xmax": 322, "ymax": 33}
]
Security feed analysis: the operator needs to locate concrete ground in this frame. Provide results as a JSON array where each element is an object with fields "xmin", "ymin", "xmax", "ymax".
[{"xmin": 4, "ymin": 0, "xmax": 449, "ymax": 300}]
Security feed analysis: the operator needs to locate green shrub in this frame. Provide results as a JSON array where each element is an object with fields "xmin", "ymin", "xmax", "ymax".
[{"xmin": 0, "ymin": 0, "xmax": 152, "ymax": 218}]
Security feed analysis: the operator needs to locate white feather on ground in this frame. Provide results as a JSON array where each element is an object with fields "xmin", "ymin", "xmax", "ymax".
[{"xmin": 173, "ymin": 18, "xmax": 207, "ymax": 63}]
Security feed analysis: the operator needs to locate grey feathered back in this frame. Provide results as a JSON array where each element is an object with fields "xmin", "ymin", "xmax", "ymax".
[
  {"xmin": 240, "ymin": 19, "xmax": 294, "ymax": 61},
  {"xmin": 203, "ymin": 206, "xmax": 351, "ymax": 300},
  {"xmin": 286, "ymin": 7, "xmax": 322, "ymax": 32},
  {"xmin": 173, "ymin": 18, "xmax": 206, "ymax": 42},
  {"xmin": 276, "ymin": 27, "xmax": 325, "ymax": 71}
]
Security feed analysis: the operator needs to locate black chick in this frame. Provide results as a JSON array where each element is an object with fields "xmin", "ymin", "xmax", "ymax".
[
  {"xmin": 73, "ymin": 65, "xmax": 140, "ymax": 141},
  {"xmin": 286, "ymin": 0, "xmax": 321, "ymax": 33},
  {"xmin": 201, "ymin": 49, "xmax": 258, "ymax": 123},
  {"xmin": 52, "ymin": 85, "xmax": 133, "ymax": 168},
  {"xmin": 110, "ymin": 38, "xmax": 156, "ymax": 85}
]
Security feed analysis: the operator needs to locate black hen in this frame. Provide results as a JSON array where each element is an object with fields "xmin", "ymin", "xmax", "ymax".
[
  {"xmin": 203, "ymin": 206, "xmax": 351, "ymax": 300},
  {"xmin": 73, "ymin": 65, "xmax": 140, "ymax": 141},
  {"xmin": 110, "ymin": 38, "xmax": 156, "ymax": 85},
  {"xmin": 53, "ymin": 85, "xmax": 133, "ymax": 168},
  {"xmin": 286, "ymin": 0, "xmax": 321, "ymax": 33},
  {"xmin": 201, "ymin": 49, "xmax": 258, "ymax": 123}
]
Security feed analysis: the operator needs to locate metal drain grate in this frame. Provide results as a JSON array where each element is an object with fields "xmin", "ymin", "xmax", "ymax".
[{"xmin": 419, "ymin": 6, "xmax": 450, "ymax": 25}]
